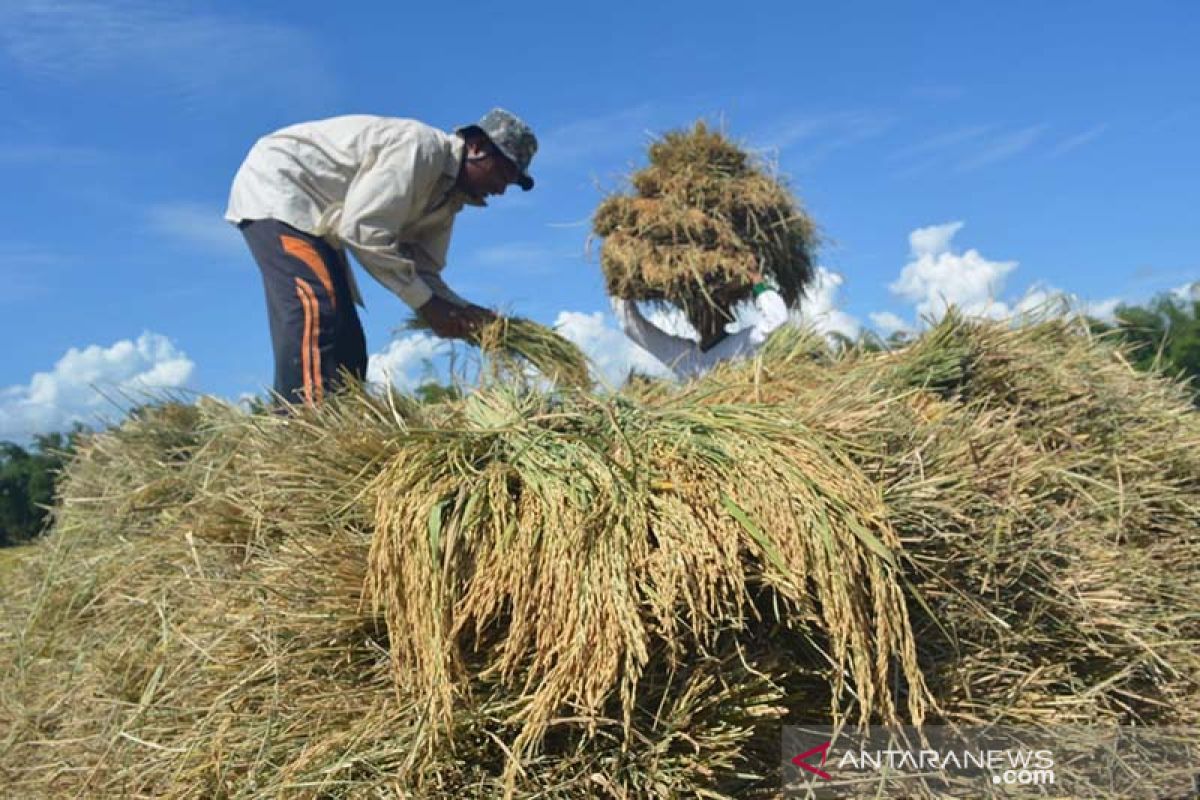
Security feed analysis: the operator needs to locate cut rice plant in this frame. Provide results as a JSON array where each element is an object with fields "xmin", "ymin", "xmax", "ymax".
[
  {"xmin": 2, "ymin": 310, "xmax": 1198, "ymax": 799},
  {"xmin": 404, "ymin": 314, "xmax": 592, "ymax": 389}
]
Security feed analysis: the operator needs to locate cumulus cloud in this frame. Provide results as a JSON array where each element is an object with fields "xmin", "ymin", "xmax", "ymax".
[
  {"xmin": 554, "ymin": 310, "xmax": 673, "ymax": 387},
  {"xmin": 366, "ymin": 334, "xmax": 451, "ymax": 392},
  {"xmin": 868, "ymin": 311, "xmax": 910, "ymax": 337},
  {"xmin": 555, "ymin": 268, "xmax": 866, "ymax": 387},
  {"xmin": 0, "ymin": 332, "xmax": 195, "ymax": 441},
  {"xmin": 367, "ymin": 311, "xmax": 679, "ymax": 393},
  {"xmin": 876, "ymin": 223, "xmax": 1125, "ymax": 330},
  {"xmin": 1173, "ymin": 281, "xmax": 1200, "ymax": 301},
  {"xmin": 889, "ymin": 221, "xmax": 1017, "ymax": 322},
  {"xmin": 789, "ymin": 266, "xmax": 862, "ymax": 339}
]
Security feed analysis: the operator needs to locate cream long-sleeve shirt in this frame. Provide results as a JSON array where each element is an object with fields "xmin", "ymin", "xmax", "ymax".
[
  {"xmin": 225, "ymin": 115, "xmax": 477, "ymax": 310},
  {"xmin": 612, "ymin": 290, "xmax": 790, "ymax": 380}
]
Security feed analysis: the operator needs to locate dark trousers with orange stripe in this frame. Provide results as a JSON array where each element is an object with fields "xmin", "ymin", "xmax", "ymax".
[{"xmin": 240, "ymin": 219, "xmax": 368, "ymax": 406}]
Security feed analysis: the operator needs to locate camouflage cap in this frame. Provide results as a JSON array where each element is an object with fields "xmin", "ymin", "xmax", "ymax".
[{"xmin": 456, "ymin": 108, "xmax": 537, "ymax": 191}]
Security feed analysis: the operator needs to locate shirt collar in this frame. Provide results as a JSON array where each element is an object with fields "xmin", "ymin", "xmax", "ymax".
[{"xmin": 445, "ymin": 134, "xmax": 465, "ymax": 178}]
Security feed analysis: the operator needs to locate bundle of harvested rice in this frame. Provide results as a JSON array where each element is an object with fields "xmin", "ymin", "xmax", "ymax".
[
  {"xmin": 593, "ymin": 120, "xmax": 818, "ymax": 340},
  {"xmin": 363, "ymin": 388, "xmax": 924, "ymax": 773},
  {"xmin": 405, "ymin": 314, "xmax": 592, "ymax": 389},
  {"xmin": 3, "ymin": 312, "xmax": 1198, "ymax": 798},
  {"xmin": 659, "ymin": 310, "xmax": 1200, "ymax": 731},
  {"xmin": 0, "ymin": 383, "xmax": 921, "ymax": 798}
]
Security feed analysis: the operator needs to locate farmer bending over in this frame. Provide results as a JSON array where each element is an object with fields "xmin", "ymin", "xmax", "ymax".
[{"xmin": 225, "ymin": 109, "xmax": 538, "ymax": 405}]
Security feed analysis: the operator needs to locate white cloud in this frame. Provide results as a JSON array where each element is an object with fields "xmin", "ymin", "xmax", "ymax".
[
  {"xmin": 881, "ymin": 223, "xmax": 1125, "ymax": 330},
  {"xmin": 1082, "ymin": 296, "xmax": 1122, "ymax": 321},
  {"xmin": 889, "ymin": 125, "xmax": 994, "ymax": 163},
  {"xmin": 470, "ymin": 241, "xmax": 583, "ymax": 276},
  {"xmin": 556, "ymin": 270, "xmax": 865, "ymax": 384},
  {"xmin": 366, "ymin": 334, "xmax": 451, "ymax": 392},
  {"xmin": 1011, "ymin": 284, "xmax": 1124, "ymax": 324},
  {"xmin": 0, "ymin": 0, "xmax": 334, "ymax": 108},
  {"xmin": 868, "ymin": 311, "xmax": 910, "ymax": 337},
  {"xmin": 554, "ymin": 310, "xmax": 673, "ymax": 387},
  {"xmin": 0, "ymin": 143, "xmax": 102, "ymax": 166},
  {"xmin": 890, "ymin": 221, "xmax": 1017, "ymax": 321},
  {"xmin": 757, "ymin": 110, "xmax": 895, "ymax": 168},
  {"xmin": 789, "ymin": 266, "xmax": 862, "ymax": 339},
  {"xmin": 0, "ymin": 332, "xmax": 195, "ymax": 441},
  {"xmin": 1173, "ymin": 281, "xmax": 1200, "ymax": 301},
  {"xmin": 957, "ymin": 124, "xmax": 1048, "ymax": 171},
  {"xmin": 758, "ymin": 110, "xmax": 893, "ymax": 153},
  {"xmin": 0, "ymin": 243, "xmax": 62, "ymax": 303},
  {"xmin": 536, "ymin": 104, "xmax": 658, "ymax": 169},
  {"xmin": 1048, "ymin": 123, "xmax": 1109, "ymax": 158},
  {"xmin": 147, "ymin": 202, "xmax": 244, "ymax": 259}
]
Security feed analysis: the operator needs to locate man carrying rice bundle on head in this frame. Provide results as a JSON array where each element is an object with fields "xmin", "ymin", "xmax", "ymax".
[
  {"xmin": 610, "ymin": 268, "xmax": 789, "ymax": 380},
  {"xmin": 593, "ymin": 121, "xmax": 818, "ymax": 380}
]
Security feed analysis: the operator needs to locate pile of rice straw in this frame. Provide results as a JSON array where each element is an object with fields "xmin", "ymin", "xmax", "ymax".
[
  {"xmin": 2, "ymin": 312, "xmax": 1198, "ymax": 798},
  {"xmin": 593, "ymin": 120, "xmax": 819, "ymax": 339}
]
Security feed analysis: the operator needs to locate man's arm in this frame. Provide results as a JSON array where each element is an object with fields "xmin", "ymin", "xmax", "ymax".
[
  {"xmin": 406, "ymin": 242, "xmax": 496, "ymax": 336},
  {"xmin": 406, "ymin": 242, "xmax": 471, "ymax": 307},
  {"xmin": 612, "ymin": 298, "xmax": 703, "ymax": 373},
  {"xmin": 688, "ymin": 285, "xmax": 789, "ymax": 369}
]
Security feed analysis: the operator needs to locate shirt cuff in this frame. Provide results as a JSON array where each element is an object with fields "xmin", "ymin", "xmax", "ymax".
[{"xmin": 397, "ymin": 278, "xmax": 435, "ymax": 310}]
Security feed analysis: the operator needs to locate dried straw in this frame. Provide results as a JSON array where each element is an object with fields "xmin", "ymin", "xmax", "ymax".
[
  {"xmin": 3, "ymin": 313, "xmax": 1198, "ymax": 798},
  {"xmin": 593, "ymin": 120, "xmax": 819, "ymax": 339}
]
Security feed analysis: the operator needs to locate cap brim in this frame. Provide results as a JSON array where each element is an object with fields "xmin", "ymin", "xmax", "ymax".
[
  {"xmin": 491, "ymin": 142, "xmax": 534, "ymax": 191},
  {"xmin": 458, "ymin": 127, "xmax": 535, "ymax": 191}
]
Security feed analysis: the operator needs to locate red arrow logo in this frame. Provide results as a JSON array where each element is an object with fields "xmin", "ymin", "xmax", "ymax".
[{"xmin": 791, "ymin": 740, "xmax": 833, "ymax": 780}]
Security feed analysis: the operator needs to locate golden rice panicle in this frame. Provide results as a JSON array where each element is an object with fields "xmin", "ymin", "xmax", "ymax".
[{"xmin": 405, "ymin": 314, "xmax": 592, "ymax": 389}]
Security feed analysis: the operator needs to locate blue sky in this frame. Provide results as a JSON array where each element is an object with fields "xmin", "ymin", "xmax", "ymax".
[{"xmin": 2, "ymin": 0, "xmax": 1198, "ymax": 440}]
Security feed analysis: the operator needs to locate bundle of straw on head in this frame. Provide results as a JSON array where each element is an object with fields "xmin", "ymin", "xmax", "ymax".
[
  {"xmin": 594, "ymin": 120, "xmax": 819, "ymax": 340},
  {"xmin": 405, "ymin": 314, "xmax": 592, "ymax": 389}
]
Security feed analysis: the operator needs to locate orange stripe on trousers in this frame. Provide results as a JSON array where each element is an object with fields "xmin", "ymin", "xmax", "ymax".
[
  {"xmin": 294, "ymin": 279, "xmax": 314, "ymax": 405},
  {"xmin": 294, "ymin": 279, "xmax": 324, "ymax": 404},
  {"xmin": 281, "ymin": 235, "xmax": 337, "ymax": 311}
]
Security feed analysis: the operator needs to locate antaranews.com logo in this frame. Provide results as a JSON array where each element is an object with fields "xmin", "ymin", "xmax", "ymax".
[
  {"xmin": 791, "ymin": 737, "xmax": 1055, "ymax": 788},
  {"xmin": 782, "ymin": 725, "xmax": 1198, "ymax": 798}
]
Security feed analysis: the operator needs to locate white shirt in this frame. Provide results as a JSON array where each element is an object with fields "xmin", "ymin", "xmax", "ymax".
[
  {"xmin": 612, "ymin": 290, "xmax": 790, "ymax": 380},
  {"xmin": 226, "ymin": 115, "xmax": 476, "ymax": 309}
]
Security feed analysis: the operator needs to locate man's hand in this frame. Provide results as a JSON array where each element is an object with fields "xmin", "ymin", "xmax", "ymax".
[{"xmin": 417, "ymin": 296, "xmax": 497, "ymax": 339}]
